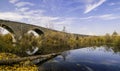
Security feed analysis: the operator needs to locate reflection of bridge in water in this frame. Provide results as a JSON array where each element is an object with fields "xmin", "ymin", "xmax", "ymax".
[{"xmin": 0, "ymin": 19, "xmax": 88, "ymax": 41}]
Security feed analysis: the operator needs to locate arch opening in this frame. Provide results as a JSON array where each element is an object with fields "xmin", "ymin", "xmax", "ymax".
[
  {"xmin": 27, "ymin": 28, "xmax": 44, "ymax": 37},
  {"xmin": 0, "ymin": 24, "xmax": 14, "ymax": 34},
  {"xmin": 0, "ymin": 24, "xmax": 16, "ymax": 42},
  {"xmin": 33, "ymin": 29, "xmax": 44, "ymax": 35}
]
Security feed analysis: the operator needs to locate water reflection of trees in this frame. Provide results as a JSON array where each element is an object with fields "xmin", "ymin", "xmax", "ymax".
[
  {"xmin": 111, "ymin": 47, "xmax": 120, "ymax": 54},
  {"xmin": 88, "ymin": 46, "xmax": 120, "ymax": 54},
  {"xmin": 61, "ymin": 51, "xmax": 70, "ymax": 61},
  {"xmin": 103, "ymin": 46, "xmax": 120, "ymax": 54}
]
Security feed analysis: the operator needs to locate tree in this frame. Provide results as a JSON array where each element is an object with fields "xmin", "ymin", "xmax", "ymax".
[
  {"xmin": 67, "ymin": 35, "xmax": 77, "ymax": 48},
  {"xmin": 112, "ymin": 31, "xmax": 118, "ymax": 36},
  {"xmin": 104, "ymin": 33, "xmax": 111, "ymax": 45},
  {"xmin": 62, "ymin": 26, "xmax": 66, "ymax": 32},
  {"xmin": 113, "ymin": 36, "xmax": 120, "ymax": 47}
]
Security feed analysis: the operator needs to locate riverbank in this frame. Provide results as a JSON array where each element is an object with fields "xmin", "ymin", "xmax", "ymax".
[
  {"xmin": 0, "ymin": 32, "xmax": 120, "ymax": 56},
  {"xmin": 0, "ymin": 53, "xmax": 38, "ymax": 71}
]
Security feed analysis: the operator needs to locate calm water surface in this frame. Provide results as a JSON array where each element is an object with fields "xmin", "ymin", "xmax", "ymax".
[{"xmin": 38, "ymin": 46, "xmax": 120, "ymax": 71}]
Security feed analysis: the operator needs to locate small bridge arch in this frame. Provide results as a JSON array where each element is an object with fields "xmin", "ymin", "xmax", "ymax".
[
  {"xmin": 32, "ymin": 28, "xmax": 44, "ymax": 35},
  {"xmin": 0, "ymin": 24, "xmax": 15, "ymax": 34},
  {"xmin": 27, "ymin": 28, "xmax": 44, "ymax": 37},
  {"xmin": 0, "ymin": 24, "xmax": 16, "ymax": 42}
]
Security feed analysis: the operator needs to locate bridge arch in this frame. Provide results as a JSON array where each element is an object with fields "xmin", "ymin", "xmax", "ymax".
[
  {"xmin": 27, "ymin": 28, "xmax": 44, "ymax": 36},
  {"xmin": 0, "ymin": 24, "xmax": 16, "ymax": 42},
  {"xmin": 33, "ymin": 28, "xmax": 44, "ymax": 35},
  {"xmin": 0, "ymin": 24, "xmax": 14, "ymax": 34}
]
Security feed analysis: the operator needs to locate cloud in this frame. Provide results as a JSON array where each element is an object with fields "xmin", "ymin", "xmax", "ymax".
[
  {"xmin": 22, "ymin": 10, "xmax": 45, "ymax": 16},
  {"xmin": 9, "ymin": 0, "xmax": 34, "ymax": 7},
  {"xmin": 0, "ymin": 12, "xmax": 26, "ymax": 21},
  {"xmin": 88, "ymin": 32, "xmax": 95, "ymax": 35},
  {"xmin": 15, "ymin": 2, "xmax": 34, "ymax": 7},
  {"xmin": 98, "ymin": 14, "xmax": 119, "ymax": 20},
  {"xmin": 80, "ymin": 14, "xmax": 120, "ymax": 20},
  {"xmin": 7, "ymin": 0, "xmax": 73, "ymax": 31},
  {"xmin": 25, "ymin": 15, "xmax": 72, "ymax": 29},
  {"xmin": 78, "ymin": 0, "xmax": 94, "ymax": 4},
  {"xmin": 80, "ymin": 16, "xmax": 94, "ymax": 20},
  {"xmin": 18, "ymin": 7, "xmax": 30, "ymax": 12},
  {"xmin": 84, "ymin": 0, "xmax": 106, "ymax": 14},
  {"xmin": 0, "ymin": 11, "xmax": 70, "ymax": 30},
  {"xmin": 9, "ymin": 0, "xmax": 19, "ymax": 4},
  {"xmin": 75, "ymin": 26, "xmax": 95, "ymax": 35}
]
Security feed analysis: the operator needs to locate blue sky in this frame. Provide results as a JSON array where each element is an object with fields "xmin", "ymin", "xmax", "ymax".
[{"xmin": 0, "ymin": 0, "xmax": 120, "ymax": 35}]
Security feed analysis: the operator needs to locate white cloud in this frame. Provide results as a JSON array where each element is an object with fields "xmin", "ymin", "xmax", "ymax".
[
  {"xmin": 79, "ymin": 0, "xmax": 94, "ymax": 4},
  {"xmin": 26, "ymin": 15, "xmax": 72, "ymax": 29},
  {"xmin": 18, "ymin": 7, "xmax": 30, "ymax": 12},
  {"xmin": 0, "ymin": 12, "xmax": 25, "ymax": 21},
  {"xmin": 0, "ymin": 11, "xmax": 69, "ymax": 30},
  {"xmin": 98, "ymin": 14, "xmax": 119, "ymax": 20},
  {"xmin": 78, "ymin": 27, "xmax": 95, "ymax": 35},
  {"xmin": 84, "ymin": 0, "xmax": 106, "ymax": 14},
  {"xmin": 80, "ymin": 27, "xmax": 87, "ymax": 31},
  {"xmin": 0, "ymin": 11, "xmax": 59, "ymax": 28},
  {"xmin": 80, "ymin": 16, "xmax": 94, "ymax": 20},
  {"xmin": 88, "ymin": 32, "xmax": 95, "ymax": 35},
  {"xmin": 15, "ymin": 2, "xmax": 34, "ymax": 7},
  {"xmin": 7, "ymin": 0, "xmax": 73, "ymax": 31},
  {"xmin": 53, "ymin": 18, "xmax": 75, "ymax": 25},
  {"xmin": 22, "ymin": 10, "xmax": 45, "ymax": 16},
  {"xmin": 9, "ymin": 0, "xmax": 19, "ymax": 4},
  {"xmin": 80, "ymin": 14, "xmax": 120, "ymax": 20}
]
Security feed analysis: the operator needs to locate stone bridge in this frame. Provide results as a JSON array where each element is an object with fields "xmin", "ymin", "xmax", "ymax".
[
  {"xmin": 0, "ymin": 19, "xmax": 59, "ymax": 40},
  {"xmin": 0, "ymin": 19, "xmax": 88, "ymax": 41}
]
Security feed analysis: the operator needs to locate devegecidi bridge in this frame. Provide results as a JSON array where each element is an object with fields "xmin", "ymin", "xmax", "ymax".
[
  {"xmin": 0, "ymin": 19, "xmax": 59, "ymax": 40},
  {"xmin": 0, "ymin": 19, "xmax": 87, "ymax": 41}
]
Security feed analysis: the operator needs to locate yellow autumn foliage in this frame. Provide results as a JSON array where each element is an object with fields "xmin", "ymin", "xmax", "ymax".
[{"xmin": 0, "ymin": 53, "xmax": 38, "ymax": 71}]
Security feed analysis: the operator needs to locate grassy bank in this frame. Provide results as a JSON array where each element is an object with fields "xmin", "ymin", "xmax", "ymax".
[{"xmin": 0, "ymin": 32, "xmax": 120, "ymax": 56}]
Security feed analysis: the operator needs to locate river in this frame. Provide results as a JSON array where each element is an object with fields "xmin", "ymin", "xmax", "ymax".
[{"xmin": 37, "ymin": 46, "xmax": 120, "ymax": 71}]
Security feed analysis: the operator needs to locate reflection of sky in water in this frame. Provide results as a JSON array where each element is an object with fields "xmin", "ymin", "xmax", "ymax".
[
  {"xmin": 39, "ymin": 46, "xmax": 120, "ymax": 71},
  {"xmin": 58, "ymin": 46, "xmax": 120, "ymax": 65}
]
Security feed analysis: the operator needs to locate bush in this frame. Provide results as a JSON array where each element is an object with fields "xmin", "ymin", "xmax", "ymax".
[{"xmin": 113, "ymin": 36, "xmax": 120, "ymax": 47}]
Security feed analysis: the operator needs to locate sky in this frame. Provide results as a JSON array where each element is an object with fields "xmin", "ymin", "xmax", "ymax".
[{"xmin": 0, "ymin": 0, "xmax": 120, "ymax": 35}]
